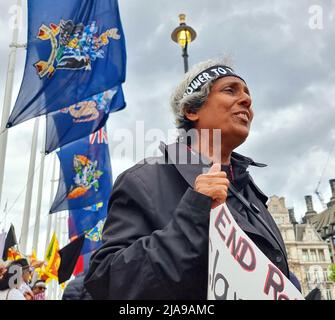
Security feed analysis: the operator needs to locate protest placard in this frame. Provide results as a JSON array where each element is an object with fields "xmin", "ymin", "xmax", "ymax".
[{"xmin": 208, "ymin": 203, "xmax": 305, "ymax": 300}]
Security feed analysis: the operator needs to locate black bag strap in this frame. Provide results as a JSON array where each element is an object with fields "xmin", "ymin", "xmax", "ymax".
[
  {"xmin": 228, "ymin": 184, "xmax": 288, "ymax": 265},
  {"xmin": 228, "ymin": 184, "xmax": 261, "ymax": 215}
]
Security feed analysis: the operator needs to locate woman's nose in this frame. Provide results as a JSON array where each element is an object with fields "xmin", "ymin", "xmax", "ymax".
[{"xmin": 238, "ymin": 91, "xmax": 252, "ymax": 108}]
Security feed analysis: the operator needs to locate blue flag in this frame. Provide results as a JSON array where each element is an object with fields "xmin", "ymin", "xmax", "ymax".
[
  {"xmin": 68, "ymin": 202, "xmax": 107, "ymax": 238},
  {"xmin": 45, "ymin": 85, "xmax": 125, "ymax": 153},
  {"xmin": 68, "ymin": 202, "xmax": 107, "ymax": 255},
  {"xmin": 7, "ymin": 0, "xmax": 126, "ymax": 127},
  {"xmin": 50, "ymin": 127, "xmax": 112, "ymax": 213},
  {"xmin": 81, "ymin": 217, "xmax": 106, "ymax": 254}
]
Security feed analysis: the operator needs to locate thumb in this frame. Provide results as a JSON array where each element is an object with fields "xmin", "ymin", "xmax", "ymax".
[{"xmin": 208, "ymin": 163, "xmax": 221, "ymax": 174}]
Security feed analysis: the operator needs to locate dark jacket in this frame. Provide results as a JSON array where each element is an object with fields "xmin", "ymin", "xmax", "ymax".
[
  {"xmin": 84, "ymin": 142, "xmax": 289, "ymax": 300},
  {"xmin": 62, "ymin": 275, "xmax": 92, "ymax": 300}
]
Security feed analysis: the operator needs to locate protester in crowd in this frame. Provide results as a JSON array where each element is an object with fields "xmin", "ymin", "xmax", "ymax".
[
  {"xmin": 0, "ymin": 260, "xmax": 7, "ymax": 280},
  {"xmin": 31, "ymin": 280, "xmax": 47, "ymax": 300},
  {"xmin": 84, "ymin": 58, "xmax": 300, "ymax": 299},
  {"xmin": 29, "ymin": 260, "xmax": 45, "ymax": 289},
  {"xmin": 14, "ymin": 258, "xmax": 34, "ymax": 300},
  {"xmin": 0, "ymin": 260, "xmax": 26, "ymax": 300}
]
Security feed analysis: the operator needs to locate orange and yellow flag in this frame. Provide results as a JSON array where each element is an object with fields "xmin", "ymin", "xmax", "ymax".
[
  {"xmin": 7, "ymin": 247, "xmax": 23, "ymax": 261},
  {"xmin": 30, "ymin": 249, "xmax": 37, "ymax": 264},
  {"xmin": 39, "ymin": 233, "xmax": 61, "ymax": 282}
]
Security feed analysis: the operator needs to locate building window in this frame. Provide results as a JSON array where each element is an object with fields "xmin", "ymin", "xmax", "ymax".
[
  {"xmin": 275, "ymin": 217, "xmax": 283, "ymax": 225},
  {"xmin": 326, "ymin": 289, "xmax": 332, "ymax": 300},
  {"xmin": 281, "ymin": 230, "xmax": 286, "ymax": 240},
  {"xmin": 313, "ymin": 269, "xmax": 320, "ymax": 282},
  {"xmin": 318, "ymin": 249, "xmax": 325, "ymax": 261},
  {"xmin": 302, "ymin": 250, "xmax": 309, "ymax": 262},
  {"xmin": 323, "ymin": 227, "xmax": 328, "ymax": 238},
  {"xmin": 310, "ymin": 250, "xmax": 317, "ymax": 262},
  {"xmin": 323, "ymin": 269, "xmax": 329, "ymax": 282}
]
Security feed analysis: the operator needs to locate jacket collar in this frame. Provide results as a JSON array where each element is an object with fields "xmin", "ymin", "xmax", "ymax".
[
  {"xmin": 160, "ymin": 141, "xmax": 287, "ymax": 267},
  {"xmin": 159, "ymin": 141, "xmax": 266, "ymax": 188}
]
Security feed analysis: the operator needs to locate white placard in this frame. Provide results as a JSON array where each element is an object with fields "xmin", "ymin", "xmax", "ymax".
[{"xmin": 207, "ymin": 203, "xmax": 304, "ymax": 300}]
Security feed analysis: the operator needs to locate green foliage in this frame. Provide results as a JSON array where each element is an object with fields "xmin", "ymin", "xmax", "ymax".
[{"xmin": 330, "ymin": 264, "xmax": 335, "ymax": 282}]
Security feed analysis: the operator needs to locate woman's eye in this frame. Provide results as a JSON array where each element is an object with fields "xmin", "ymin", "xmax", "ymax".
[{"xmin": 222, "ymin": 87, "xmax": 234, "ymax": 93}]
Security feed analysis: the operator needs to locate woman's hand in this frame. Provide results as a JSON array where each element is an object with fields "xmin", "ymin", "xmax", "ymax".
[
  {"xmin": 24, "ymin": 291, "xmax": 34, "ymax": 300},
  {"xmin": 194, "ymin": 163, "xmax": 229, "ymax": 209}
]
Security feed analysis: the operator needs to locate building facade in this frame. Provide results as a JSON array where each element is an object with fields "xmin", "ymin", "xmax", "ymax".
[
  {"xmin": 268, "ymin": 195, "xmax": 335, "ymax": 300},
  {"xmin": 309, "ymin": 179, "xmax": 335, "ymax": 263}
]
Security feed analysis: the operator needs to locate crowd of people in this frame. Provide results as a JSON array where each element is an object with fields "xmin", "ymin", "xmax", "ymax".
[{"xmin": 0, "ymin": 258, "xmax": 47, "ymax": 300}]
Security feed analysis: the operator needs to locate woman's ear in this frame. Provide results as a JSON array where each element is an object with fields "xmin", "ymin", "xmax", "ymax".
[{"xmin": 184, "ymin": 106, "xmax": 199, "ymax": 122}]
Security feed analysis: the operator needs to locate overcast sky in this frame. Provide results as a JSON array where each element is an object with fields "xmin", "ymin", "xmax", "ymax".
[{"xmin": 0, "ymin": 0, "xmax": 334, "ymax": 258}]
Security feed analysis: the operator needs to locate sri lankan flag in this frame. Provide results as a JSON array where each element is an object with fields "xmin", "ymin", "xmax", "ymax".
[
  {"xmin": 29, "ymin": 249, "xmax": 37, "ymax": 266},
  {"xmin": 40, "ymin": 233, "xmax": 61, "ymax": 282}
]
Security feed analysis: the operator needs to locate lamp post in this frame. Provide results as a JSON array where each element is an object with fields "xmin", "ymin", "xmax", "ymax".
[{"xmin": 171, "ymin": 14, "xmax": 197, "ymax": 73}]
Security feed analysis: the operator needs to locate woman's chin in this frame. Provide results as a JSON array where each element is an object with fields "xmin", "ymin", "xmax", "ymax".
[{"xmin": 234, "ymin": 126, "xmax": 250, "ymax": 140}]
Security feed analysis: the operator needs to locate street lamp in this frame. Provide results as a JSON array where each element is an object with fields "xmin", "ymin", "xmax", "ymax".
[{"xmin": 171, "ymin": 14, "xmax": 197, "ymax": 73}]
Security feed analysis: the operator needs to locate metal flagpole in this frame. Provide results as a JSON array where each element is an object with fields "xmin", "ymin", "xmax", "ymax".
[
  {"xmin": 0, "ymin": 0, "xmax": 24, "ymax": 208},
  {"xmin": 20, "ymin": 117, "xmax": 39, "ymax": 254},
  {"xmin": 2, "ymin": 200, "xmax": 8, "ymax": 232},
  {"xmin": 32, "ymin": 122, "xmax": 46, "ymax": 256},
  {"xmin": 45, "ymin": 153, "xmax": 57, "ymax": 301},
  {"xmin": 60, "ymin": 212, "xmax": 67, "ymax": 249},
  {"xmin": 45, "ymin": 153, "xmax": 56, "ymax": 254}
]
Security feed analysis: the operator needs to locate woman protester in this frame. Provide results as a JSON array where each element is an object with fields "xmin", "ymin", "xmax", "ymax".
[{"xmin": 84, "ymin": 59, "xmax": 295, "ymax": 300}]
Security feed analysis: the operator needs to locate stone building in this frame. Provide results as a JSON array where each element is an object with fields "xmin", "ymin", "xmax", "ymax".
[
  {"xmin": 267, "ymin": 195, "xmax": 335, "ymax": 300},
  {"xmin": 309, "ymin": 179, "xmax": 335, "ymax": 262}
]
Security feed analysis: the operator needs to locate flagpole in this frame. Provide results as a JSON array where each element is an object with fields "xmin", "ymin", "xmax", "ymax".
[
  {"xmin": 2, "ymin": 200, "xmax": 8, "ymax": 232},
  {"xmin": 32, "ymin": 122, "xmax": 46, "ymax": 256},
  {"xmin": 61, "ymin": 212, "xmax": 68, "ymax": 248},
  {"xmin": 20, "ymin": 117, "xmax": 39, "ymax": 254},
  {"xmin": 0, "ymin": 0, "xmax": 24, "ymax": 208},
  {"xmin": 46, "ymin": 165, "xmax": 57, "ymax": 302},
  {"xmin": 45, "ymin": 153, "xmax": 56, "ymax": 255}
]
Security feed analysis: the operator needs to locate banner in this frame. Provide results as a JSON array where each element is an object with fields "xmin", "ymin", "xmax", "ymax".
[
  {"xmin": 45, "ymin": 85, "xmax": 125, "ymax": 153},
  {"xmin": 50, "ymin": 128, "xmax": 112, "ymax": 213},
  {"xmin": 7, "ymin": 0, "xmax": 126, "ymax": 127},
  {"xmin": 2, "ymin": 224, "xmax": 18, "ymax": 261},
  {"xmin": 207, "ymin": 204, "xmax": 304, "ymax": 300},
  {"xmin": 81, "ymin": 216, "xmax": 106, "ymax": 254},
  {"xmin": 73, "ymin": 252, "xmax": 92, "ymax": 277},
  {"xmin": 58, "ymin": 234, "xmax": 85, "ymax": 284},
  {"xmin": 68, "ymin": 203, "xmax": 107, "ymax": 255},
  {"xmin": 68, "ymin": 202, "xmax": 107, "ymax": 238},
  {"xmin": 6, "ymin": 248, "xmax": 23, "ymax": 261},
  {"xmin": 40, "ymin": 233, "xmax": 61, "ymax": 282}
]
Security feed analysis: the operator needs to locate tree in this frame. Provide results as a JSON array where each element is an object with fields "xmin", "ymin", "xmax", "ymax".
[{"xmin": 330, "ymin": 264, "xmax": 335, "ymax": 282}]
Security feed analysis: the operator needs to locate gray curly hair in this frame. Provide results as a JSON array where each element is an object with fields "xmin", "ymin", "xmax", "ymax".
[{"xmin": 170, "ymin": 57, "xmax": 235, "ymax": 131}]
